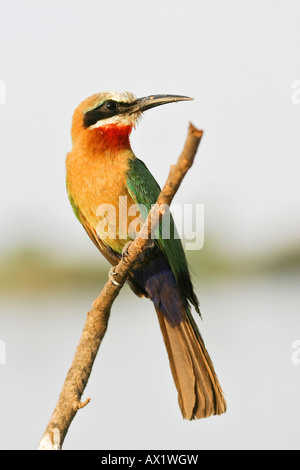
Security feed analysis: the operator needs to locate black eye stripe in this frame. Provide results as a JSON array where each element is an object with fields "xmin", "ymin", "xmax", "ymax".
[{"xmin": 83, "ymin": 100, "xmax": 136, "ymax": 128}]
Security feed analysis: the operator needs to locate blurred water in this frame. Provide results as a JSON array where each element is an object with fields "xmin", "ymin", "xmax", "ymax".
[{"xmin": 0, "ymin": 274, "xmax": 299, "ymax": 450}]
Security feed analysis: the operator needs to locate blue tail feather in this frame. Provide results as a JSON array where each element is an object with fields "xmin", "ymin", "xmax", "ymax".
[{"xmin": 132, "ymin": 254, "xmax": 188, "ymax": 325}]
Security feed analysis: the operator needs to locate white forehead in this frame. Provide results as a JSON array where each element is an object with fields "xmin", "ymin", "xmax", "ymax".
[{"xmin": 105, "ymin": 91, "xmax": 137, "ymax": 103}]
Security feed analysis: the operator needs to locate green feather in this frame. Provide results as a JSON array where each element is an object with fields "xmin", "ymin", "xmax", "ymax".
[
  {"xmin": 66, "ymin": 178, "xmax": 81, "ymax": 222},
  {"xmin": 126, "ymin": 157, "xmax": 191, "ymax": 287}
]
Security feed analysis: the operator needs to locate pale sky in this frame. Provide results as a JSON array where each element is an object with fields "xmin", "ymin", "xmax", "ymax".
[
  {"xmin": 1, "ymin": 1, "xmax": 300, "ymax": 451},
  {"xmin": 1, "ymin": 0, "xmax": 300, "ymax": 259}
]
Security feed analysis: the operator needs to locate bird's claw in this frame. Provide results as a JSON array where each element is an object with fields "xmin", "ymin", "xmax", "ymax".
[
  {"xmin": 109, "ymin": 267, "xmax": 121, "ymax": 286},
  {"xmin": 121, "ymin": 241, "xmax": 133, "ymax": 263}
]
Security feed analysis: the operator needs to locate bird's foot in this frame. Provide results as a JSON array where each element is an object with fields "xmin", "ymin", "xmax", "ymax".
[
  {"xmin": 109, "ymin": 267, "xmax": 121, "ymax": 286},
  {"xmin": 121, "ymin": 241, "xmax": 133, "ymax": 263},
  {"xmin": 135, "ymin": 240, "xmax": 156, "ymax": 265}
]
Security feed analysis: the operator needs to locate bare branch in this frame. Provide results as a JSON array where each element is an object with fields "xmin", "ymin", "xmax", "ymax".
[{"xmin": 38, "ymin": 123, "xmax": 203, "ymax": 450}]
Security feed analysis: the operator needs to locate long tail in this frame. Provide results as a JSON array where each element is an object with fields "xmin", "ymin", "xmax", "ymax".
[
  {"xmin": 132, "ymin": 254, "xmax": 226, "ymax": 419},
  {"xmin": 155, "ymin": 305, "xmax": 226, "ymax": 419}
]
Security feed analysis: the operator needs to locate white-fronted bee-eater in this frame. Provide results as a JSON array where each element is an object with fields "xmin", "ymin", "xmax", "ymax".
[{"xmin": 66, "ymin": 91, "xmax": 226, "ymax": 419}]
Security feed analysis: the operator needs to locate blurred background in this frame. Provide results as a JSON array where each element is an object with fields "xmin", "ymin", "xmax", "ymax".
[{"xmin": 0, "ymin": 0, "xmax": 300, "ymax": 450}]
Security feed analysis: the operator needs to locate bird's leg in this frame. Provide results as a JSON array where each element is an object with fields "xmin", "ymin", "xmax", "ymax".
[
  {"xmin": 108, "ymin": 267, "xmax": 121, "ymax": 286},
  {"xmin": 109, "ymin": 240, "xmax": 156, "ymax": 285},
  {"xmin": 133, "ymin": 240, "xmax": 156, "ymax": 266},
  {"xmin": 121, "ymin": 241, "xmax": 133, "ymax": 263},
  {"xmin": 122, "ymin": 240, "xmax": 156, "ymax": 265}
]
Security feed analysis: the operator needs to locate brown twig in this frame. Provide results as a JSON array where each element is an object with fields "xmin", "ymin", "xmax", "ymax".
[{"xmin": 38, "ymin": 123, "xmax": 203, "ymax": 450}]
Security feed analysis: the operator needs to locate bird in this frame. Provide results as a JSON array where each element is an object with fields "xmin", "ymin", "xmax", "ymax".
[{"xmin": 65, "ymin": 91, "xmax": 226, "ymax": 419}]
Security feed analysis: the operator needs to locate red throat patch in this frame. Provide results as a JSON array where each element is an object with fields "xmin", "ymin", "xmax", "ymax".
[{"xmin": 90, "ymin": 124, "xmax": 132, "ymax": 150}]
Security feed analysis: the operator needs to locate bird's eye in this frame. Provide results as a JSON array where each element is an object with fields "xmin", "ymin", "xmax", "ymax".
[{"xmin": 105, "ymin": 100, "xmax": 118, "ymax": 111}]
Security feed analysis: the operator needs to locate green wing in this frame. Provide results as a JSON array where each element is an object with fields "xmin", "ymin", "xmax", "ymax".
[{"xmin": 126, "ymin": 157, "xmax": 199, "ymax": 311}]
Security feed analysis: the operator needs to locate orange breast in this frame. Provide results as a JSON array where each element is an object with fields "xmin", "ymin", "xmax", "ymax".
[{"xmin": 66, "ymin": 145, "xmax": 141, "ymax": 252}]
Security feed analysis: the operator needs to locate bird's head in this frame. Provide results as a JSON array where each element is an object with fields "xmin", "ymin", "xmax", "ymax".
[{"xmin": 71, "ymin": 91, "xmax": 193, "ymax": 149}]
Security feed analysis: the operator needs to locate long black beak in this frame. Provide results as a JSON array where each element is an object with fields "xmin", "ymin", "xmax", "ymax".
[
  {"xmin": 131, "ymin": 94, "xmax": 193, "ymax": 113},
  {"xmin": 83, "ymin": 94, "xmax": 193, "ymax": 128}
]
